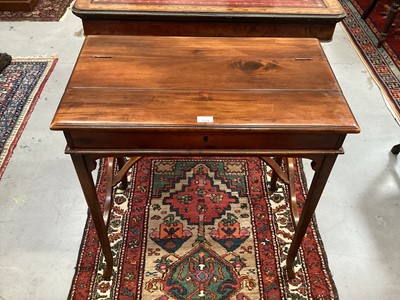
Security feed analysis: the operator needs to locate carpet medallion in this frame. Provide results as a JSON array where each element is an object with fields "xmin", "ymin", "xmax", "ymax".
[
  {"xmin": 0, "ymin": 58, "xmax": 57, "ymax": 179},
  {"xmin": 340, "ymin": 0, "xmax": 400, "ymax": 121},
  {"xmin": 69, "ymin": 157, "xmax": 337, "ymax": 299}
]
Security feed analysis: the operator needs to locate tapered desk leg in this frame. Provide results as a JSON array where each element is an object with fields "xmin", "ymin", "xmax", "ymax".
[
  {"xmin": 71, "ymin": 154, "xmax": 113, "ymax": 279},
  {"xmin": 286, "ymin": 154, "xmax": 338, "ymax": 279}
]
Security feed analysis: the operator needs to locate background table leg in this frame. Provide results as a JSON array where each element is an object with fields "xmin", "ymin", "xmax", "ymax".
[
  {"xmin": 286, "ymin": 154, "xmax": 338, "ymax": 279},
  {"xmin": 269, "ymin": 157, "xmax": 283, "ymax": 191},
  {"xmin": 70, "ymin": 154, "xmax": 113, "ymax": 279},
  {"xmin": 116, "ymin": 157, "xmax": 128, "ymax": 189}
]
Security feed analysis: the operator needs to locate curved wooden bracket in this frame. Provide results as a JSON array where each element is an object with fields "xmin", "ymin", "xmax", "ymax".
[
  {"xmin": 83, "ymin": 155, "xmax": 99, "ymax": 172},
  {"xmin": 103, "ymin": 157, "xmax": 115, "ymax": 227},
  {"xmin": 112, "ymin": 157, "xmax": 141, "ymax": 187},
  {"xmin": 287, "ymin": 157, "xmax": 299, "ymax": 226},
  {"xmin": 301, "ymin": 154, "xmax": 324, "ymax": 172},
  {"xmin": 260, "ymin": 156, "xmax": 290, "ymax": 186},
  {"xmin": 261, "ymin": 156, "xmax": 301, "ymax": 227},
  {"xmin": 103, "ymin": 156, "xmax": 142, "ymax": 227}
]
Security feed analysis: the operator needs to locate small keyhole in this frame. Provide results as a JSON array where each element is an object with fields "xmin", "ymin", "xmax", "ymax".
[{"xmin": 203, "ymin": 135, "xmax": 208, "ymax": 143}]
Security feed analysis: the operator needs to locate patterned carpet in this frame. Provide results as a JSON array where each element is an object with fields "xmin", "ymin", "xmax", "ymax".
[
  {"xmin": 0, "ymin": 0, "xmax": 73, "ymax": 21},
  {"xmin": 69, "ymin": 157, "xmax": 337, "ymax": 300},
  {"xmin": 0, "ymin": 58, "xmax": 57, "ymax": 179},
  {"xmin": 340, "ymin": 0, "xmax": 400, "ymax": 121},
  {"xmin": 351, "ymin": 0, "xmax": 400, "ymax": 55}
]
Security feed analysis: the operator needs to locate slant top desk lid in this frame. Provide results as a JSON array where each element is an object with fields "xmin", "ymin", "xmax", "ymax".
[
  {"xmin": 72, "ymin": 0, "xmax": 345, "ymax": 20},
  {"xmin": 51, "ymin": 36, "xmax": 359, "ymax": 134}
]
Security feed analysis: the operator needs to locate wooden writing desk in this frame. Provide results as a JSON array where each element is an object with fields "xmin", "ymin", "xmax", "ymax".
[
  {"xmin": 72, "ymin": 0, "xmax": 345, "ymax": 40},
  {"xmin": 50, "ymin": 35, "xmax": 359, "ymax": 279}
]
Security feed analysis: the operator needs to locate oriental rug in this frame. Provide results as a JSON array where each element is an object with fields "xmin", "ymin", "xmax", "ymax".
[
  {"xmin": 340, "ymin": 0, "xmax": 400, "ymax": 122},
  {"xmin": 0, "ymin": 58, "xmax": 57, "ymax": 179},
  {"xmin": 69, "ymin": 157, "xmax": 338, "ymax": 299},
  {"xmin": 0, "ymin": 0, "xmax": 73, "ymax": 21}
]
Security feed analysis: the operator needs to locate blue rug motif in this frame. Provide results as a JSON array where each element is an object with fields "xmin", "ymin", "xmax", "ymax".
[{"xmin": 0, "ymin": 58, "xmax": 57, "ymax": 179}]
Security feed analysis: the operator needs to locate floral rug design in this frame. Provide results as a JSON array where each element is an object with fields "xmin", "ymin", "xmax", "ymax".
[{"xmin": 69, "ymin": 157, "xmax": 338, "ymax": 299}]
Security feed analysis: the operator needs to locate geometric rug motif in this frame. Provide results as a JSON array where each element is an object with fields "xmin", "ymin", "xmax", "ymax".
[
  {"xmin": 340, "ymin": 0, "xmax": 400, "ymax": 122},
  {"xmin": 0, "ymin": 58, "xmax": 57, "ymax": 179},
  {"xmin": 68, "ymin": 157, "xmax": 338, "ymax": 299},
  {"xmin": 0, "ymin": 0, "xmax": 73, "ymax": 21}
]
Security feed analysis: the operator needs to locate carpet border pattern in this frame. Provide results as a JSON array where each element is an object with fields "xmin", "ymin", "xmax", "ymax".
[
  {"xmin": 0, "ymin": 57, "xmax": 57, "ymax": 179},
  {"xmin": 339, "ymin": 0, "xmax": 400, "ymax": 123}
]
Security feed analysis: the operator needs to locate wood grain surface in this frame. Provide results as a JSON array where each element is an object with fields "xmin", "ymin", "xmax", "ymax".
[{"xmin": 51, "ymin": 36, "xmax": 359, "ymax": 134}]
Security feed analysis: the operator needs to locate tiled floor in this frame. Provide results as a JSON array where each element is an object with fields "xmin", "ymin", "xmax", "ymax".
[{"xmin": 0, "ymin": 7, "xmax": 399, "ymax": 299}]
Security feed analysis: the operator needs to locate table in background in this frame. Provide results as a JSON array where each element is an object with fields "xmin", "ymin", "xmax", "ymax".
[
  {"xmin": 0, "ymin": 0, "xmax": 38, "ymax": 11},
  {"xmin": 72, "ymin": 0, "xmax": 345, "ymax": 40}
]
